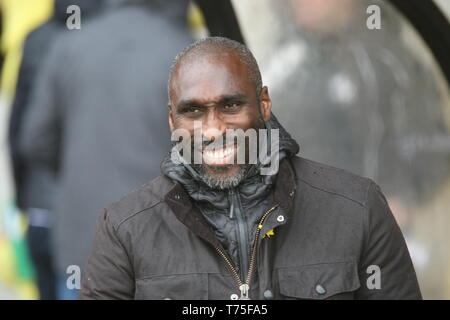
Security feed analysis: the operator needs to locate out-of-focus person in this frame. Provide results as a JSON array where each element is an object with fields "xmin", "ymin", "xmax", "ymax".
[
  {"xmin": 18, "ymin": 0, "xmax": 194, "ymax": 300},
  {"xmin": 8, "ymin": 0, "xmax": 105, "ymax": 300},
  {"xmin": 258, "ymin": 0, "xmax": 450, "ymax": 298},
  {"xmin": 264, "ymin": 0, "xmax": 450, "ymax": 207}
]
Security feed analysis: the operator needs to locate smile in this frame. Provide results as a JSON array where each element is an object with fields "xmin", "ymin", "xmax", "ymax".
[{"xmin": 202, "ymin": 144, "xmax": 236, "ymax": 166}]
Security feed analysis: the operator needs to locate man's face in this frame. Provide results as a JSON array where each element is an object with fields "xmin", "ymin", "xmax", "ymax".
[{"xmin": 168, "ymin": 50, "xmax": 271, "ymax": 189}]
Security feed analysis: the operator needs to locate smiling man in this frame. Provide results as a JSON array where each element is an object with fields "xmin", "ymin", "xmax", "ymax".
[{"xmin": 80, "ymin": 37, "xmax": 421, "ymax": 300}]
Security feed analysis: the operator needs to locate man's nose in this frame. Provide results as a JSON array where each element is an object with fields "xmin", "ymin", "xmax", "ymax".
[{"xmin": 202, "ymin": 109, "xmax": 226, "ymax": 142}]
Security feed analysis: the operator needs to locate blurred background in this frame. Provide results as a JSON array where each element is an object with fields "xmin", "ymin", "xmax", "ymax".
[{"xmin": 0, "ymin": 0, "xmax": 449, "ymax": 299}]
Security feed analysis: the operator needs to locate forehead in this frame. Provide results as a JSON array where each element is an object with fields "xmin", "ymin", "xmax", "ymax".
[{"xmin": 170, "ymin": 50, "xmax": 255, "ymax": 104}]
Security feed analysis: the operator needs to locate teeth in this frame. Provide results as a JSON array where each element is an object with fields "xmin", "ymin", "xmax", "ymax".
[{"xmin": 204, "ymin": 146, "xmax": 233, "ymax": 159}]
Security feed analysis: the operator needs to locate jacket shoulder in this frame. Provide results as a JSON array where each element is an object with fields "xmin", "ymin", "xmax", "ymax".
[
  {"xmin": 103, "ymin": 175, "xmax": 175, "ymax": 228},
  {"xmin": 291, "ymin": 156, "xmax": 373, "ymax": 207}
]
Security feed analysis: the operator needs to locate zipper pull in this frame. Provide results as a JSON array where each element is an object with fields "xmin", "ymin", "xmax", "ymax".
[
  {"xmin": 239, "ymin": 284, "xmax": 250, "ymax": 300},
  {"xmin": 229, "ymin": 202, "xmax": 234, "ymax": 219},
  {"xmin": 228, "ymin": 189, "xmax": 235, "ymax": 219}
]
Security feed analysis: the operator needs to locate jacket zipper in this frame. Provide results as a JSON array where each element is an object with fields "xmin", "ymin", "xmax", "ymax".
[
  {"xmin": 228, "ymin": 189, "xmax": 249, "ymax": 283},
  {"xmin": 214, "ymin": 204, "xmax": 279, "ymax": 300}
]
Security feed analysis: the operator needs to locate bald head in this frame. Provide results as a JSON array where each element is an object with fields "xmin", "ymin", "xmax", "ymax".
[{"xmin": 168, "ymin": 37, "xmax": 263, "ymax": 103}]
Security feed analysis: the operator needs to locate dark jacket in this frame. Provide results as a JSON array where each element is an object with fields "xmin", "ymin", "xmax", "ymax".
[{"xmin": 80, "ymin": 154, "xmax": 421, "ymax": 299}]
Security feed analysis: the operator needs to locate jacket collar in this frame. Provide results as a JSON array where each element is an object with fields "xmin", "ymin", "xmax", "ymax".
[
  {"xmin": 164, "ymin": 156, "xmax": 298, "ymax": 249},
  {"xmin": 259, "ymin": 157, "xmax": 297, "ymax": 238}
]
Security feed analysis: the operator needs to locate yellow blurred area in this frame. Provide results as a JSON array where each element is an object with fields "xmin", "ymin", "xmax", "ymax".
[
  {"xmin": 0, "ymin": 207, "xmax": 38, "ymax": 299},
  {"xmin": 187, "ymin": 2, "xmax": 208, "ymax": 39},
  {"xmin": 187, "ymin": 2, "xmax": 206, "ymax": 29},
  {"xmin": 0, "ymin": 0, "xmax": 53, "ymax": 299},
  {"xmin": 0, "ymin": 236, "xmax": 38, "ymax": 299},
  {"xmin": 0, "ymin": 0, "xmax": 53, "ymax": 97}
]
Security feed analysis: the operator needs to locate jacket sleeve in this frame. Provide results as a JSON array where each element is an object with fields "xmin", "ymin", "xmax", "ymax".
[
  {"xmin": 17, "ymin": 39, "xmax": 62, "ymax": 173},
  {"xmin": 80, "ymin": 208, "xmax": 135, "ymax": 300},
  {"xmin": 8, "ymin": 35, "xmax": 36, "ymax": 206},
  {"xmin": 355, "ymin": 182, "xmax": 422, "ymax": 299}
]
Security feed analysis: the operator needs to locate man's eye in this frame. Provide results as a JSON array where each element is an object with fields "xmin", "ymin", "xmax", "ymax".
[
  {"xmin": 181, "ymin": 107, "xmax": 202, "ymax": 114},
  {"xmin": 223, "ymin": 102, "xmax": 241, "ymax": 110}
]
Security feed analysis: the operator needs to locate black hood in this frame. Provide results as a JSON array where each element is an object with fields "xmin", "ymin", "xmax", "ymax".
[{"xmin": 54, "ymin": 0, "xmax": 105, "ymax": 24}]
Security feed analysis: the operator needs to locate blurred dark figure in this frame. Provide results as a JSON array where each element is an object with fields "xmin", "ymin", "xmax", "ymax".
[
  {"xmin": 8, "ymin": 0, "xmax": 105, "ymax": 300},
  {"xmin": 265, "ymin": 0, "xmax": 450, "ymax": 217},
  {"xmin": 17, "ymin": 0, "xmax": 196, "ymax": 300}
]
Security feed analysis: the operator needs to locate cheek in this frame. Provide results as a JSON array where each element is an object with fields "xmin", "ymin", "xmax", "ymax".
[
  {"xmin": 173, "ymin": 116, "xmax": 192, "ymax": 129},
  {"xmin": 236, "ymin": 108, "xmax": 261, "ymax": 130},
  {"xmin": 171, "ymin": 118, "xmax": 196, "ymax": 137}
]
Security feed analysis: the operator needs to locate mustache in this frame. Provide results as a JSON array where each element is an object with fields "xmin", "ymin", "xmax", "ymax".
[
  {"xmin": 194, "ymin": 116, "xmax": 266, "ymax": 150},
  {"xmin": 173, "ymin": 117, "xmax": 267, "ymax": 155},
  {"xmin": 192, "ymin": 136, "xmax": 236, "ymax": 150}
]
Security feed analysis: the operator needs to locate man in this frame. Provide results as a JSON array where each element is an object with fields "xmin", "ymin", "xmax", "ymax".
[{"xmin": 80, "ymin": 37, "xmax": 422, "ymax": 300}]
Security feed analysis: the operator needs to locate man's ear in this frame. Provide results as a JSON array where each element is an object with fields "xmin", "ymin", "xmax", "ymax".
[
  {"xmin": 168, "ymin": 104, "xmax": 174, "ymax": 132},
  {"xmin": 259, "ymin": 86, "xmax": 272, "ymax": 122}
]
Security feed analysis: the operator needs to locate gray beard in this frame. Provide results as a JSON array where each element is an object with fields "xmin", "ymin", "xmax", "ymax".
[
  {"xmin": 189, "ymin": 114, "xmax": 265, "ymax": 190},
  {"xmin": 194, "ymin": 164, "xmax": 250, "ymax": 190}
]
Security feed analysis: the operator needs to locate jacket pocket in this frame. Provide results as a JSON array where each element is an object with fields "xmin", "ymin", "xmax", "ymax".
[
  {"xmin": 277, "ymin": 261, "xmax": 360, "ymax": 300},
  {"xmin": 135, "ymin": 273, "xmax": 208, "ymax": 300}
]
